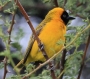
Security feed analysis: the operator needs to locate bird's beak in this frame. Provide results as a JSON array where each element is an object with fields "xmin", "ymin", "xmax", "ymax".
[{"xmin": 68, "ymin": 17, "xmax": 75, "ymax": 20}]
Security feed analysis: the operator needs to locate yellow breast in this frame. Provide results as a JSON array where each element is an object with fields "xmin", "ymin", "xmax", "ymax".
[{"xmin": 26, "ymin": 20, "xmax": 66, "ymax": 63}]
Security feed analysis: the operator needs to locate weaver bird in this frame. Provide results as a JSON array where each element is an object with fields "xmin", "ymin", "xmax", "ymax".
[{"xmin": 15, "ymin": 7, "xmax": 75, "ymax": 68}]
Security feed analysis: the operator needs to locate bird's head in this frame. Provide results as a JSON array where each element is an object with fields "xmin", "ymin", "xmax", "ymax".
[{"xmin": 45, "ymin": 7, "xmax": 75, "ymax": 25}]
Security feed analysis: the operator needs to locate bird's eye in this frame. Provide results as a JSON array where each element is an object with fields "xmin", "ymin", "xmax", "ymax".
[{"xmin": 63, "ymin": 14, "xmax": 67, "ymax": 18}]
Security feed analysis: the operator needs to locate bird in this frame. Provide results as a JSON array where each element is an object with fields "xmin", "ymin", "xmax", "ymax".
[{"xmin": 15, "ymin": 7, "xmax": 75, "ymax": 68}]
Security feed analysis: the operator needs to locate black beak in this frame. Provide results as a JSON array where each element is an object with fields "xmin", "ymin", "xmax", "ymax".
[{"xmin": 68, "ymin": 17, "xmax": 75, "ymax": 20}]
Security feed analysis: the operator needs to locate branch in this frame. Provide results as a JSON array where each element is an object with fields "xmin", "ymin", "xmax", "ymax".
[
  {"xmin": 6, "ymin": 10, "xmax": 21, "ymax": 76},
  {"xmin": 69, "ymin": 10, "xmax": 85, "ymax": 19},
  {"xmin": 21, "ymin": 24, "xmax": 90, "ymax": 79},
  {"xmin": 59, "ymin": 49, "xmax": 67, "ymax": 79},
  {"xmin": 14, "ymin": 0, "xmax": 56, "ymax": 79},
  {"xmin": 63, "ymin": 0, "xmax": 67, "ymax": 7},
  {"xmin": 76, "ymin": 3, "xmax": 83, "ymax": 7},
  {"xmin": 7, "ymin": 12, "xmax": 16, "ymax": 44},
  {"xmin": 53, "ymin": 0, "xmax": 58, "ymax": 7},
  {"xmin": 14, "ymin": 0, "xmax": 48, "ymax": 59},
  {"xmin": 77, "ymin": 33, "xmax": 90, "ymax": 79},
  {"xmin": 0, "ymin": 0, "xmax": 11, "ymax": 11},
  {"xmin": 3, "ymin": 57, "xmax": 8, "ymax": 79},
  {"xmin": 75, "ymin": 14, "xmax": 85, "ymax": 19}
]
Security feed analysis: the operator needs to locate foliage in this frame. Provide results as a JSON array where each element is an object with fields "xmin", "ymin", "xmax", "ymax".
[
  {"xmin": 43, "ymin": 0, "xmax": 90, "ymax": 19},
  {"xmin": 0, "ymin": 0, "xmax": 90, "ymax": 79}
]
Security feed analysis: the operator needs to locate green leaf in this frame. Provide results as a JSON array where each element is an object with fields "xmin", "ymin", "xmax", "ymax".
[
  {"xmin": 12, "ymin": 28, "xmax": 24, "ymax": 41},
  {"xmin": 0, "ymin": 50, "xmax": 10, "ymax": 57},
  {"xmin": 11, "ymin": 51, "xmax": 23, "ymax": 60},
  {"xmin": 11, "ymin": 42, "xmax": 22, "ymax": 50},
  {"xmin": 56, "ymin": 39, "xmax": 64, "ymax": 45},
  {"xmin": 0, "ymin": 62, "xmax": 4, "ymax": 69},
  {"xmin": 43, "ymin": 0, "xmax": 51, "ymax": 3}
]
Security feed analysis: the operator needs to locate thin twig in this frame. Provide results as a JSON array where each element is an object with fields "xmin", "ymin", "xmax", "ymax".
[
  {"xmin": 76, "ymin": 14, "xmax": 85, "ymax": 19},
  {"xmin": 63, "ymin": 0, "xmax": 67, "ymax": 7},
  {"xmin": 7, "ymin": 12, "xmax": 16, "ymax": 44},
  {"xmin": 0, "ymin": 0, "xmax": 11, "ymax": 11},
  {"xmin": 3, "ymin": 57, "xmax": 8, "ymax": 79},
  {"xmin": 14, "ymin": 0, "xmax": 48, "ymax": 59},
  {"xmin": 21, "ymin": 24, "xmax": 90, "ymax": 78},
  {"xmin": 0, "ymin": 1, "xmax": 20, "ymax": 77},
  {"xmin": 7, "ymin": 11, "xmax": 21, "ymax": 76},
  {"xmin": 69, "ymin": 10, "xmax": 85, "ymax": 19},
  {"xmin": 59, "ymin": 49, "xmax": 67, "ymax": 79},
  {"xmin": 53, "ymin": 0, "xmax": 58, "ymax": 7},
  {"xmin": 14, "ymin": 0, "xmax": 56, "ymax": 79},
  {"xmin": 77, "ymin": 34, "xmax": 90, "ymax": 79},
  {"xmin": 58, "ymin": 69, "xmax": 65, "ymax": 79},
  {"xmin": 76, "ymin": 3, "xmax": 83, "ymax": 7}
]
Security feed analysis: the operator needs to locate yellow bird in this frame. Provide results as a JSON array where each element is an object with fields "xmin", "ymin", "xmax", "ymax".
[{"xmin": 16, "ymin": 7, "xmax": 75, "ymax": 67}]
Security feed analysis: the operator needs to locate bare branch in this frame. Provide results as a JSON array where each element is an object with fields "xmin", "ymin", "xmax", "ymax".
[
  {"xmin": 59, "ymin": 49, "xmax": 67, "ymax": 79},
  {"xmin": 53, "ymin": 0, "xmax": 58, "ymax": 7},
  {"xmin": 3, "ymin": 57, "xmax": 8, "ymax": 79},
  {"xmin": 77, "ymin": 34, "xmax": 90, "ymax": 79},
  {"xmin": 0, "ymin": 1, "xmax": 11, "ymax": 11},
  {"xmin": 63, "ymin": 0, "xmax": 67, "ymax": 7},
  {"xmin": 7, "ymin": 12, "xmax": 16, "ymax": 44},
  {"xmin": 14, "ymin": 0, "xmax": 56, "ymax": 79},
  {"xmin": 76, "ymin": 3, "xmax": 83, "ymax": 7}
]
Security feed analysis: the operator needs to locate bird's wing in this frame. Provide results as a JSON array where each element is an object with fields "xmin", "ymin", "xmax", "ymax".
[
  {"xmin": 23, "ymin": 35, "xmax": 35, "ymax": 64},
  {"xmin": 23, "ymin": 20, "xmax": 46, "ymax": 64}
]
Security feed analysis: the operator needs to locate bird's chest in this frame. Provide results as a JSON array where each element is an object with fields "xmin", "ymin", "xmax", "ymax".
[
  {"xmin": 39, "ymin": 22, "xmax": 66, "ymax": 42},
  {"xmin": 39, "ymin": 22, "xmax": 66, "ymax": 51}
]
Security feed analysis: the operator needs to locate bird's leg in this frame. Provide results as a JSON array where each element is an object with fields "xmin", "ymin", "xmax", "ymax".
[
  {"xmin": 38, "ymin": 42, "xmax": 55, "ymax": 70},
  {"xmin": 38, "ymin": 41, "xmax": 56, "ymax": 79},
  {"xmin": 38, "ymin": 42, "xmax": 45, "ymax": 53},
  {"xmin": 49, "ymin": 60, "xmax": 55, "ymax": 71},
  {"xmin": 38, "ymin": 42, "xmax": 49, "ymax": 60}
]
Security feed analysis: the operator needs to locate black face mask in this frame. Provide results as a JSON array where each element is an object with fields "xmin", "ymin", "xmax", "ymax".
[{"xmin": 61, "ymin": 11, "xmax": 75, "ymax": 25}]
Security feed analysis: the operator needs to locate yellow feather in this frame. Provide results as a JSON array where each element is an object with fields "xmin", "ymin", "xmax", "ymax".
[{"xmin": 15, "ymin": 7, "xmax": 75, "ymax": 69}]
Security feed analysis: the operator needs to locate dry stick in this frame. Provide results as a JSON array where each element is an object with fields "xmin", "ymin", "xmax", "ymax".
[
  {"xmin": 7, "ymin": 11, "xmax": 21, "ymax": 76},
  {"xmin": 3, "ymin": 11, "xmax": 16, "ymax": 79},
  {"xmin": 59, "ymin": 49, "xmax": 67, "ymax": 79},
  {"xmin": 77, "ymin": 34, "xmax": 90, "ymax": 79},
  {"xmin": 69, "ymin": 9, "xmax": 85, "ymax": 19},
  {"xmin": 76, "ymin": 3, "xmax": 83, "ymax": 7},
  {"xmin": 53, "ymin": 0, "xmax": 59, "ymax": 7},
  {"xmin": 63, "ymin": 0, "xmax": 67, "ymax": 7},
  {"xmin": 14, "ymin": 0, "xmax": 56, "ymax": 79},
  {"xmin": 3, "ymin": 57, "xmax": 8, "ymax": 79},
  {"xmin": 14, "ymin": 0, "xmax": 47, "ymax": 59},
  {"xmin": 75, "ymin": 3, "xmax": 84, "ymax": 19},
  {"xmin": 21, "ymin": 24, "xmax": 90, "ymax": 79},
  {"xmin": 0, "ymin": 0, "xmax": 11, "ymax": 11},
  {"xmin": 7, "ymin": 12, "xmax": 16, "ymax": 44}
]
